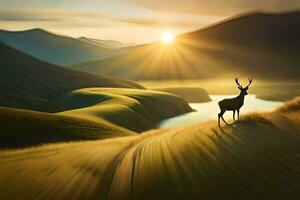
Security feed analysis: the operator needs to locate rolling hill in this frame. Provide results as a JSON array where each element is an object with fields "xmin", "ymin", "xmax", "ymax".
[
  {"xmin": 0, "ymin": 29, "xmax": 135, "ymax": 65},
  {"xmin": 73, "ymin": 10, "xmax": 300, "ymax": 80},
  {"xmin": 56, "ymin": 88, "xmax": 193, "ymax": 132},
  {"xmin": 0, "ymin": 106, "xmax": 134, "ymax": 149},
  {"xmin": 0, "ymin": 87, "xmax": 192, "ymax": 148},
  {"xmin": 0, "ymin": 42, "xmax": 193, "ymax": 136},
  {"xmin": 0, "ymin": 97, "xmax": 299, "ymax": 199},
  {"xmin": 0, "ymin": 42, "xmax": 144, "ymax": 112}
]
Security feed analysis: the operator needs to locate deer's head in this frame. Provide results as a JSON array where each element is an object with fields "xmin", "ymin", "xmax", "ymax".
[{"xmin": 235, "ymin": 77, "xmax": 252, "ymax": 96}]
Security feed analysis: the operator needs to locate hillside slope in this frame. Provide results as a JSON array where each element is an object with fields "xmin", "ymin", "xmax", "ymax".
[
  {"xmin": 0, "ymin": 97, "xmax": 299, "ymax": 199},
  {"xmin": 57, "ymin": 88, "xmax": 193, "ymax": 132},
  {"xmin": 0, "ymin": 87, "xmax": 192, "ymax": 148},
  {"xmin": 73, "ymin": 10, "xmax": 300, "ymax": 80},
  {"xmin": 181, "ymin": 11, "xmax": 300, "ymax": 53},
  {"xmin": 0, "ymin": 106, "xmax": 134, "ymax": 149},
  {"xmin": 0, "ymin": 29, "xmax": 133, "ymax": 65},
  {"xmin": 0, "ymin": 42, "xmax": 143, "ymax": 112}
]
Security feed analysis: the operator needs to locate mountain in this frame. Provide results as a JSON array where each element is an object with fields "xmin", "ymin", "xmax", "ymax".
[
  {"xmin": 180, "ymin": 10, "xmax": 300, "ymax": 55},
  {"xmin": 72, "ymin": 10, "xmax": 300, "ymax": 80},
  {"xmin": 0, "ymin": 42, "xmax": 144, "ymax": 112},
  {"xmin": 78, "ymin": 37, "xmax": 136, "ymax": 49},
  {"xmin": 0, "ymin": 29, "xmax": 134, "ymax": 65}
]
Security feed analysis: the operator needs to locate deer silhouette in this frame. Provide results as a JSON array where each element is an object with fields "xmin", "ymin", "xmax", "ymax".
[{"xmin": 218, "ymin": 77, "xmax": 252, "ymax": 126}]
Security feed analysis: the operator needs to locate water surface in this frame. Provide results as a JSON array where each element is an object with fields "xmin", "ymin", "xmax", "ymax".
[{"xmin": 159, "ymin": 95, "xmax": 283, "ymax": 128}]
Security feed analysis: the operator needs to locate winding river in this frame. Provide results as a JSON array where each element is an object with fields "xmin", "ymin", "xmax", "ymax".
[{"xmin": 159, "ymin": 95, "xmax": 283, "ymax": 128}]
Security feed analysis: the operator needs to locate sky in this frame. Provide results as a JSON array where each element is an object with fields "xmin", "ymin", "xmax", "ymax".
[{"xmin": 0, "ymin": 0, "xmax": 299, "ymax": 44}]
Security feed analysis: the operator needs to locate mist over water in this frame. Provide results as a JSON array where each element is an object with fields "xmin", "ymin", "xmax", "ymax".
[{"xmin": 159, "ymin": 95, "xmax": 283, "ymax": 128}]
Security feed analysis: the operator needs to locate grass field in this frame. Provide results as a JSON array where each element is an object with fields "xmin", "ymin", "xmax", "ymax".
[
  {"xmin": 0, "ymin": 88, "xmax": 192, "ymax": 149},
  {"xmin": 56, "ymin": 88, "xmax": 193, "ymax": 132},
  {"xmin": 0, "ymin": 97, "xmax": 299, "ymax": 200}
]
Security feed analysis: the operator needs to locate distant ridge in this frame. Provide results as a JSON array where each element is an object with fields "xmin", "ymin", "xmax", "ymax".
[
  {"xmin": 185, "ymin": 9, "xmax": 300, "ymax": 35},
  {"xmin": 0, "ymin": 28, "xmax": 135, "ymax": 65},
  {"xmin": 78, "ymin": 36, "xmax": 136, "ymax": 49},
  {"xmin": 72, "ymin": 10, "xmax": 300, "ymax": 80}
]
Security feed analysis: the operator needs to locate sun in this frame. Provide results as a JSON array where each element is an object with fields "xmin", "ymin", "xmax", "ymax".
[{"xmin": 161, "ymin": 31, "xmax": 175, "ymax": 44}]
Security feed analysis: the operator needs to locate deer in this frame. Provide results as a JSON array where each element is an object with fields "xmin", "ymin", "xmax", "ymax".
[{"xmin": 218, "ymin": 77, "xmax": 253, "ymax": 126}]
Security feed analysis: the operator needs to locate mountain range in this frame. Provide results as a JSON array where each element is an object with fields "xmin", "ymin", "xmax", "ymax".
[
  {"xmin": 0, "ymin": 29, "xmax": 135, "ymax": 66},
  {"xmin": 0, "ymin": 42, "xmax": 143, "ymax": 112},
  {"xmin": 77, "ymin": 37, "xmax": 136, "ymax": 49},
  {"xmin": 72, "ymin": 10, "xmax": 300, "ymax": 80}
]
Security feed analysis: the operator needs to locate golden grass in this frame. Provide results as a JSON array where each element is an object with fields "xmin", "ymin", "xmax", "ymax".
[
  {"xmin": 0, "ymin": 97, "xmax": 300, "ymax": 199},
  {"xmin": 276, "ymin": 96, "xmax": 300, "ymax": 113},
  {"xmin": 56, "ymin": 88, "xmax": 192, "ymax": 132},
  {"xmin": 0, "ymin": 106, "xmax": 134, "ymax": 149},
  {"xmin": 0, "ymin": 87, "xmax": 192, "ymax": 148}
]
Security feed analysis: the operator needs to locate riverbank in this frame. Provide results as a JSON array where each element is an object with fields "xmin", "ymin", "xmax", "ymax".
[{"xmin": 159, "ymin": 95, "xmax": 283, "ymax": 128}]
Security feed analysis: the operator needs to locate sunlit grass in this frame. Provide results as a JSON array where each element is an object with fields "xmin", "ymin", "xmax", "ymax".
[
  {"xmin": 0, "ymin": 87, "xmax": 192, "ymax": 149},
  {"xmin": 57, "ymin": 88, "xmax": 192, "ymax": 132},
  {"xmin": 0, "ymin": 98, "xmax": 300, "ymax": 199},
  {"xmin": 0, "ymin": 106, "xmax": 135, "ymax": 149}
]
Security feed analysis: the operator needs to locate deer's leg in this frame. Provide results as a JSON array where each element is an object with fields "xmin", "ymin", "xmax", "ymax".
[
  {"xmin": 218, "ymin": 110, "xmax": 228, "ymax": 125},
  {"xmin": 237, "ymin": 109, "xmax": 240, "ymax": 121},
  {"xmin": 218, "ymin": 110, "xmax": 224, "ymax": 126},
  {"xmin": 233, "ymin": 110, "xmax": 236, "ymax": 121}
]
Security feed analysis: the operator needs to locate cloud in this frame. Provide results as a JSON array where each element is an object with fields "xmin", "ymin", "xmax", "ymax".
[
  {"xmin": 120, "ymin": 18, "xmax": 191, "ymax": 27},
  {"xmin": 125, "ymin": 0, "xmax": 300, "ymax": 16},
  {"xmin": 0, "ymin": 6, "xmax": 216, "ymax": 31},
  {"xmin": 0, "ymin": 7, "xmax": 108, "ymax": 22},
  {"xmin": 0, "ymin": 8, "xmax": 59, "ymax": 21},
  {"xmin": 120, "ymin": 15, "xmax": 218, "ymax": 29}
]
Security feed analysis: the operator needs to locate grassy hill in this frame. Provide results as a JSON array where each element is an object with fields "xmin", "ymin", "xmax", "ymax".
[
  {"xmin": 0, "ymin": 87, "xmax": 192, "ymax": 148},
  {"xmin": 73, "ymin": 10, "xmax": 300, "ymax": 80},
  {"xmin": 0, "ymin": 97, "xmax": 299, "ymax": 199},
  {"xmin": 0, "ymin": 29, "xmax": 134, "ymax": 65},
  {"xmin": 0, "ymin": 42, "xmax": 143, "ymax": 112},
  {"xmin": 0, "ymin": 106, "xmax": 134, "ymax": 149},
  {"xmin": 56, "ymin": 88, "xmax": 193, "ymax": 132}
]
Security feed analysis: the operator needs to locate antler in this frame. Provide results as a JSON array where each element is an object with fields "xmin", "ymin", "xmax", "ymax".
[
  {"xmin": 235, "ymin": 77, "xmax": 243, "ymax": 89},
  {"xmin": 245, "ymin": 77, "xmax": 253, "ymax": 88}
]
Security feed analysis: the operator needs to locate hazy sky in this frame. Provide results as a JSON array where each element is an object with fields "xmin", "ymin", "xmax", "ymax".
[{"xmin": 0, "ymin": 0, "xmax": 299, "ymax": 43}]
